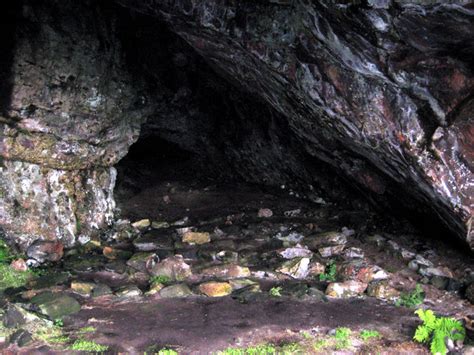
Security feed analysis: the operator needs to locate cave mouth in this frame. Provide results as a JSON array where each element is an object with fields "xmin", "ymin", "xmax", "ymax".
[{"xmin": 1, "ymin": 1, "xmax": 473, "ymax": 353}]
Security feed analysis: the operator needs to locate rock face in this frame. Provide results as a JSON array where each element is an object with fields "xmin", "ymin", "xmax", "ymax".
[
  {"xmin": 117, "ymin": 1, "xmax": 473, "ymax": 247},
  {"xmin": 0, "ymin": 0, "xmax": 150, "ymax": 249},
  {"xmin": 0, "ymin": 0, "xmax": 473, "ymax": 253}
]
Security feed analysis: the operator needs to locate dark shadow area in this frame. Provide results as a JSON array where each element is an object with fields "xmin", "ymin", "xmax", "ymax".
[{"xmin": 0, "ymin": 1, "xmax": 22, "ymax": 115}]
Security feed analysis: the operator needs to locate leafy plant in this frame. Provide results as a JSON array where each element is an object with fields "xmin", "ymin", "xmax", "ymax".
[
  {"xmin": 53, "ymin": 319, "xmax": 64, "ymax": 327},
  {"xmin": 158, "ymin": 349, "xmax": 178, "ymax": 355},
  {"xmin": 396, "ymin": 284, "xmax": 425, "ymax": 307},
  {"xmin": 300, "ymin": 331, "xmax": 312, "ymax": 339},
  {"xmin": 69, "ymin": 339, "xmax": 109, "ymax": 352},
  {"xmin": 150, "ymin": 275, "xmax": 172, "ymax": 285},
  {"xmin": 359, "ymin": 329, "xmax": 381, "ymax": 341},
  {"xmin": 319, "ymin": 261, "xmax": 337, "ymax": 282},
  {"xmin": 413, "ymin": 309, "xmax": 465, "ymax": 355},
  {"xmin": 269, "ymin": 286, "xmax": 282, "ymax": 297},
  {"xmin": 334, "ymin": 327, "xmax": 351, "ymax": 349}
]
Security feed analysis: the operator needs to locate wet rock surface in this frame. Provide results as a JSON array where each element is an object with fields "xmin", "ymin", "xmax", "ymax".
[
  {"xmin": 0, "ymin": 0, "xmax": 471, "ymax": 255},
  {"xmin": 118, "ymin": 0, "xmax": 474, "ymax": 248},
  {"xmin": 1, "ymin": 178, "xmax": 473, "ymax": 353},
  {"xmin": 0, "ymin": 0, "xmax": 473, "ymax": 353}
]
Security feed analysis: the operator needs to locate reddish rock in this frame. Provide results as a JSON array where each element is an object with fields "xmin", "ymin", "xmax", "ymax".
[
  {"xmin": 10, "ymin": 258, "xmax": 28, "ymax": 272},
  {"xmin": 26, "ymin": 240, "xmax": 63, "ymax": 263}
]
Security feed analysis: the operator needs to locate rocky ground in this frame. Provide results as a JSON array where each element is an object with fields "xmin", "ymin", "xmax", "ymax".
[{"xmin": 1, "ymin": 172, "xmax": 474, "ymax": 354}]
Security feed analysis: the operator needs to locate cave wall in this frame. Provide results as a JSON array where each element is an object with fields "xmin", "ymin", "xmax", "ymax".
[
  {"xmin": 0, "ymin": 0, "xmax": 472, "ymax": 253},
  {"xmin": 117, "ymin": 0, "xmax": 474, "ymax": 247},
  {"xmin": 0, "ymin": 0, "xmax": 151, "ymax": 249},
  {"xmin": 0, "ymin": 0, "xmax": 361, "ymax": 252}
]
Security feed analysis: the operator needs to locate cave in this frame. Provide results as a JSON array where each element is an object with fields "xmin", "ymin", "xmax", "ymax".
[{"xmin": 0, "ymin": 0, "xmax": 473, "ymax": 353}]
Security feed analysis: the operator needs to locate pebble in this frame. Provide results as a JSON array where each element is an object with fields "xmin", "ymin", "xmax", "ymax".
[
  {"xmin": 367, "ymin": 281, "xmax": 399, "ymax": 300},
  {"xmin": 126, "ymin": 252, "xmax": 159, "ymax": 273},
  {"xmin": 318, "ymin": 245, "xmax": 345, "ymax": 258},
  {"xmin": 258, "ymin": 208, "xmax": 273, "ymax": 218},
  {"xmin": 173, "ymin": 217, "xmax": 189, "ymax": 226},
  {"xmin": 10, "ymin": 258, "xmax": 28, "ymax": 272},
  {"xmin": 3, "ymin": 305, "xmax": 26, "ymax": 328},
  {"xmin": 150, "ymin": 255, "xmax": 192, "ymax": 281},
  {"xmin": 201, "ymin": 264, "xmax": 251, "ymax": 279},
  {"xmin": 408, "ymin": 260, "xmax": 419, "ymax": 271},
  {"xmin": 325, "ymin": 281, "xmax": 368, "ymax": 298},
  {"xmin": 415, "ymin": 254, "xmax": 433, "ymax": 267},
  {"xmin": 199, "ymin": 282, "xmax": 232, "ymax": 297},
  {"xmin": 70, "ymin": 281, "xmax": 96, "ymax": 296},
  {"xmin": 278, "ymin": 245, "xmax": 313, "ymax": 259},
  {"xmin": 8, "ymin": 329, "xmax": 33, "ymax": 347},
  {"xmin": 284, "ymin": 209, "xmax": 301, "ymax": 217},
  {"xmin": 276, "ymin": 257, "xmax": 311, "ymax": 279},
  {"xmin": 114, "ymin": 285, "xmax": 142, "ymax": 299},
  {"xmin": 343, "ymin": 247, "xmax": 364, "ymax": 259},
  {"xmin": 151, "ymin": 221, "xmax": 170, "ymax": 229},
  {"xmin": 159, "ymin": 283, "xmax": 193, "ymax": 298},
  {"xmin": 182, "ymin": 231, "xmax": 211, "ymax": 245},
  {"xmin": 26, "ymin": 240, "xmax": 64, "ymax": 263},
  {"xmin": 400, "ymin": 249, "xmax": 416, "ymax": 260},
  {"xmin": 132, "ymin": 219, "xmax": 151, "ymax": 230},
  {"xmin": 31, "ymin": 292, "xmax": 81, "ymax": 319}
]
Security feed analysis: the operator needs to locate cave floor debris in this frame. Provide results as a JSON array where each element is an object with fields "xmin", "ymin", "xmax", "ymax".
[{"xmin": 1, "ymin": 178, "xmax": 474, "ymax": 353}]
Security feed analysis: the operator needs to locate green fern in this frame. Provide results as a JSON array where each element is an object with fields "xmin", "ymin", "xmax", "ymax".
[
  {"xmin": 413, "ymin": 309, "xmax": 465, "ymax": 355},
  {"xmin": 396, "ymin": 284, "xmax": 425, "ymax": 307}
]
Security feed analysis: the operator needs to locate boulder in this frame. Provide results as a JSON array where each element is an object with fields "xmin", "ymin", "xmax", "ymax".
[{"xmin": 325, "ymin": 281, "xmax": 368, "ymax": 298}]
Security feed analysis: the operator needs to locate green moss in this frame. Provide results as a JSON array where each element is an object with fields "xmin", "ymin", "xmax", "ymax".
[
  {"xmin": 300, "ymin": 331, "xmax": 312, "ymax": 340},
  {"xmin": 69, "ymin": 339, "xmax": 109, "ymax": 352},
  {"xmin": 0, "ymin": 240, "xmax": 11, "ymax": 263},
  {"xmin": 150, "ymin": 275, "xmax": 172, "ymax": 285},
  {"xmin": 218, "ymin": 343, "xmax": 277, "ymax": 354},
  {"xmin": 312, "ymin": 339, "xmax": 329, "ymax": 351},
  {"xmin": 78, "ymin": 326, "xmax": 96, "ymax": 334},
  {"xmin": 157, "ymin": 349, "xmax": 179, "ymax": 355},
  {"xmin": 279, "ymin": 342, "xmax": 304, "ymax": 354},
  {"xmin": 35, "ymin": 325, "xmax": 70, "ymax": 345},
  {"xmin": 0, "ymin": 264, "xmax": 34, "ymax": 291},
  {"xmin": 359, "ymin": 329, "xmax": 381, "ymax": 341}
]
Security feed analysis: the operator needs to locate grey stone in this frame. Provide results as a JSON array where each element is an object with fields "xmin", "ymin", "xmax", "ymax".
[{"xmin": 31, "ymin": 292, "xmax": 81, "ymax": 319}]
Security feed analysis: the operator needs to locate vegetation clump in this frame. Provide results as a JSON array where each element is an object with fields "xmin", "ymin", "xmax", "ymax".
[
  {"xmin": 396, "ymin": 284, "xmax": 425, "ymax": 307},
  {"xmin": 269, "ymin": 286, "xmax": 282, "ymax": 297},
  {"xmin": 319, "ymin": 261, "xmax": 337, "ymax": 282},
  {"xmin": 360, "ymin": 329, "xmax": 381, "ymax": 341},
  {"xmin": 334, "ymin": 327, "xmax": 351, "ymax": 349},
  {"xmin": 413, "ymin": 309, "xmax": 465, "ymax": 355},
  {"xmin": 0, "ymin": 239, "xmax": 35, "ymax": 291},
  {"xmin": 218, "ymin": 343, "xmax": 277, "ymax": 354},
  {"xmin": 69, "ymin": 339, "xmax": 109, "ymax": 352},
  {"xmin": 150, "ymin": 275, "xmax": 172, "ymax": 285}
]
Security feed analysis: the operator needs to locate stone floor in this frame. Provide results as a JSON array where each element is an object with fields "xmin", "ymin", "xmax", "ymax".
[{"xmin": 1, "ymin": 178, "xmax": 474, "ymax": 353}]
